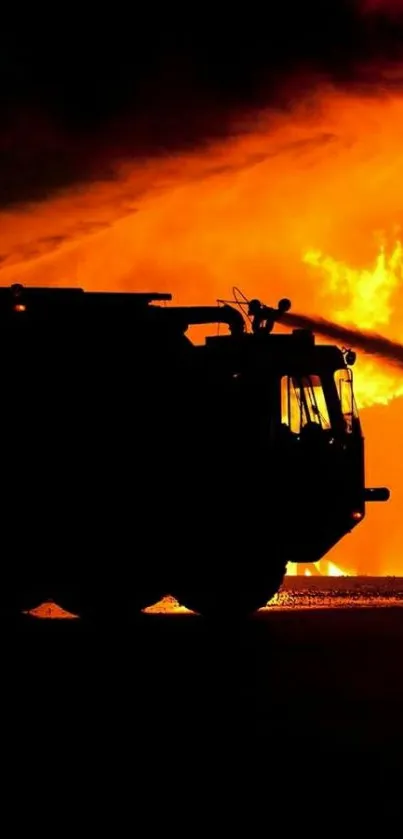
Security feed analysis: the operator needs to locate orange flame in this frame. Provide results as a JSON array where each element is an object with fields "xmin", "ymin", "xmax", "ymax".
[
  {"xmin": 302, "ymin": 242, "xmax": 403, "ymax": 409},
  {"xmin": 1, "ymin": 83, "xmax": 403, "ymax": 574},
  {"xmin": 303, "ymin": 242, "xmax": 402, "ymax": 330},
  {"xmin": 287, "ymin": 560, "xmax": 350, "ymax": 577}
]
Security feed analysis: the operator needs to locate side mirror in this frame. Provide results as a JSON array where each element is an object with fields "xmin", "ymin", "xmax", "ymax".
[
  {"xmin": 345, "ymin": 350, "xmax": 356, "ymax": 366},
  {"xmin": 278, "ymin": 298, "xmax": 291, "ymax": 314}
]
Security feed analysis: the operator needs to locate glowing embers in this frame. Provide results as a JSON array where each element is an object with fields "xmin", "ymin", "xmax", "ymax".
[
  {"xmin": 23, "ymin": 595, "xmax": 195, "ymax": 618},
  {"xmin": 265, "ymin": 576, "xmax": 403, "ymax": 610},
  {"xmin": 142, "ymin": 595, "xmax": 196, "ymax": 615},
  {"xmin": 24, "ymin": 600, "xmax": 79, "ymax": 619}
]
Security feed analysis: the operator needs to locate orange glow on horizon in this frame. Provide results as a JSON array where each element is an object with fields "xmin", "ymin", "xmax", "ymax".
[{"xmin": 2, "ymin": 81, "xmax": 403, "ymax": 574}]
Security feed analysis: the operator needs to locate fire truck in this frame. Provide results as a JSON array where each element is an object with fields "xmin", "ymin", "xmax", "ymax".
[{"xmin": 0, "ymin": 284, "xmax": 389, "ymax": 619}]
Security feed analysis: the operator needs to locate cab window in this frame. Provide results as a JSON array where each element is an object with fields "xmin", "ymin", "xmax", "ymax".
[
  {"xmin": 281, "ymin": 374, "xmax": 331, "ymax": 433},
  {"xmin": 334, "ymin": 369, "xmax": 358, "ymax": 434}
]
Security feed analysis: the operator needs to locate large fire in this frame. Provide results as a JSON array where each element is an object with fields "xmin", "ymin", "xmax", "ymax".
[
  {"xmin": 2, "ymin": 83, "xmax": 403, "ymax": 574},
  {"xmin": 302, "ymin": 241, "xmax": 403, "ymax": 408}
]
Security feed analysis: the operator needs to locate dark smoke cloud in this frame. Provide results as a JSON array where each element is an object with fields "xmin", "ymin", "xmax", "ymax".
[
  {"xmin": 281, "ymin": 312, "xmax": 403, "ymax": 369},
  {"xmin": 361, "ymin": 0, "xmax": 403, "ymax": 15},
  {"xmin": 2, "ymin": 2, "xmax": 403, "ymax": 208}
]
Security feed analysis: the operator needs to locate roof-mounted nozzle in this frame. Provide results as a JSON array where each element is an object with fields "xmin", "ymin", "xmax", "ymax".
[{"xmin": 248, "ymin": 297, "xmax": 292, "ymax": 334}]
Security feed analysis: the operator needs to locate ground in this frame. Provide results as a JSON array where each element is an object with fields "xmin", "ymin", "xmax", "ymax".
[{"xmin": 5, "ymin": 578, "xmax": 402, "ymax": 810}]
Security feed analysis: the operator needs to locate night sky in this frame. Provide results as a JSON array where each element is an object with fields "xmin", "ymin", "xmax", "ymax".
[{"xmin": 1, "ymin": 1, "xmax": 403, "ymax": 207}]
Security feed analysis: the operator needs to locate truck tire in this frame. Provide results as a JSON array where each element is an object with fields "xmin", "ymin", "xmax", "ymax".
[{"xmin": 172, "ymin": 559, "xmax": 287, "ymax": 619}]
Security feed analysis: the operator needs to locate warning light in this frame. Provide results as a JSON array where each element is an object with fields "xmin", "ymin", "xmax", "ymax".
[
  {"xmin": 351, "ymin": 510, "xmax": 363, "ymax": 521},
  {"xmin": 13, "ymin": 304, "xmax": 26, "ymax": 313}
]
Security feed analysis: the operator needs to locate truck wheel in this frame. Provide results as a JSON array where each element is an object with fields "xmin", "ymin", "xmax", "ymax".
[{"xmin": 172, "ymin": 561, "xmax": 287, "ymax": 619}]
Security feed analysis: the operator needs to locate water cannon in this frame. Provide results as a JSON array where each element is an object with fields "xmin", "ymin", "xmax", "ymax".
[{"xmin": 248, "ymin": 297, "xmax": 292, "ymax": 334}]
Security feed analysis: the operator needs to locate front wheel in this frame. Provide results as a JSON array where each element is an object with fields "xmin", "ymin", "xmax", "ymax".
[{"xmin": 172, "ymin": 559, "xmax": 287, "ymax": 619}]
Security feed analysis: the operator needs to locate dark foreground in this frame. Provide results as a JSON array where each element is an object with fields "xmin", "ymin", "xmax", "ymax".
[{"xmin": 4, "ymin": 578, "xmax": 403, "ymax": 811}]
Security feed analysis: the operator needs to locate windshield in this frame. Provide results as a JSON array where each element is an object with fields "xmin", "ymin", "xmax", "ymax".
[{"xmin": 281, "ymin": 374, "xmax": 331, "ymax": 433}]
